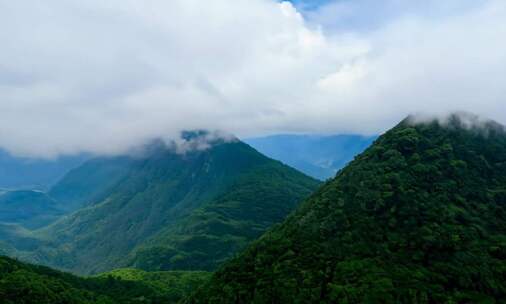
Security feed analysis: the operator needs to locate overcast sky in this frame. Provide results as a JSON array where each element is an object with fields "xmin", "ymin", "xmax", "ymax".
[{"xmin": 1, "ymin": 0, "xmax": 505, "ymax": 158}]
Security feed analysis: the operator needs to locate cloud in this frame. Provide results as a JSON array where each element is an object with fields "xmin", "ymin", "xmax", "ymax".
[
  {"xmin": 407, "ymin": 112, "xmax": 506, "ymax": 137},
  {"xmin": 0, "ymin": 0, "xmax": 505, "ymax": 158},
  {"xmin": 167, "ymin": 130, "xmax": 238, "ymax": 155}
]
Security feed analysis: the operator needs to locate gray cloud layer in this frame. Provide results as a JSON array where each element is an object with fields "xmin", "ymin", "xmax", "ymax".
[{"xmin": 1, "ymin": 0, "xmax": 505, "ymax": 158}]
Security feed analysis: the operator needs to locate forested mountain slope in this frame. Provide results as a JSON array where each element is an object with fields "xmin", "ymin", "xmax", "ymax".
[
  {"xmin": 48, "ymin": 156, "xmax": 136, "ymax": 212},
  {"xmin": 0, "ymin": 155, "xmax": 134, "ymax": 234},
  {"xmin": 0, "ymin": 255, "xmax": 204, "ymax": 303},
  {"xmin": 98, "ymin": 268, "xmax": 211, "ymax": 303},
  {"xmin": 188, "ymin": 115, "xmax": 506, "ymax": 303},
  {"xmin": 17, "ymin": 135, "xmax": 319, "ymax": 275}
]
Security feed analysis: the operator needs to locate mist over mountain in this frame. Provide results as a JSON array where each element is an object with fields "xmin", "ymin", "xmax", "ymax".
[
  {"xmin": 189, "ymin": 115, "xmax": 506, "ymax": 303},
  {"xmin": 0, "ymin": 0, "xmax": 504, "ymax": 302},
  {"xmin": 245, "ymin": 134, "xmax": 376, "ymax": 180},
  {"xmin": 3, "ymin": 135, "xmax": 319, "ymax": 275},
  {"xmin": 1, "ymin": 1, "xmax": 505, "ymax": 158}
]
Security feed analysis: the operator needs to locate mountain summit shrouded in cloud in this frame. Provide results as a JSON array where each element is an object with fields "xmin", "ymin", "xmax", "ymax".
[
  {"xmin": 3, "ymin": 135, "xmax": 319, "ymax": 275},
  {"xmin": 0, "ymin": 0, "xmax": 505, "ymax": 158}
]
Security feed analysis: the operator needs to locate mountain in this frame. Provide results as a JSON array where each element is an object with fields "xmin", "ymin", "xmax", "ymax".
[
  {"xmin": 47, "ymin": 156, "xmax": 136, "ymax": 212},
  {"xmin": 245, "ymin": 134, "xmax": 376, "ymax": 180},
  {"xmin": 0, "ymin": 149, "xmax": 87, "ymax": 190},
  {"xmin": 0, "ymin": 156, "xmax": 129, "ymax": 230},
  {"xmin": 13, "ymin": 134, "xmax": 319, "ymax": 275},
  {"xmin": 188, "ymin": 115, "xmax": 506, "ymax": 303},
  {"xmin": 98, "ymin": 268, "xmax": 211, "ymax": 303},
  {"xmin": 0, "ymin": 255, "xmax": 199, "ymax": 303},
  {"xmin": 0, "ymin": 190, "xmax": 63, "ymax": 229}
]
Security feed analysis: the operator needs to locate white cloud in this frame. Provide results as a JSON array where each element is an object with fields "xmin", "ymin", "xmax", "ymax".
[{"xmin": 0, "ymin": 0, "xmax": 505, "ymax": 158}]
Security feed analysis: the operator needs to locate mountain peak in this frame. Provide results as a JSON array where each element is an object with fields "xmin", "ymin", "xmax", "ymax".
[
  {"xmin": 180, "ymin": 130, "xmax": 211, "ymax": 141},
  {"xmin": 15, "ymin": 135, "xmax": 320, "ymax": 275},
  {"xmin": 172, "ymin": 130, "xmax": 238, "ymax": 154},
  {"xmin": 190, "ymin": 114, "xmax": 506, "ymax": 303}
]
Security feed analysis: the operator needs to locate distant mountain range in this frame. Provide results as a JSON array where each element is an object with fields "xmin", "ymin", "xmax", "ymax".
[
  {"xmin": 2, "ymin": 134, "xmax": 320, "ymax": 275},
  {"xmin": 0, "ymin": 132, "xmax": 372, "ymax": 249},
  {"xmin": 245, "ymin": 134, "xmax": 377, "ymax": 180},
  {"xmin": 0, "ymin": 149, "xmax": 87, "ymax": 190},
  {"xmin": 0, "ymin": 133, "xmax": 373, "ymax": 191}
]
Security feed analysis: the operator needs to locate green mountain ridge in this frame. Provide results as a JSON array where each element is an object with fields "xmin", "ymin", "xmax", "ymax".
[
  {"xmin": 6, "ymin": 137, "xmax": 319, "ymax": 275},
  {"xmin": 188, "ymin": 115, "xmax": 506, "ymax": 303},
  {"xmin": 0, "ymin": 255, "xmax": 199, "ymax": 303}
]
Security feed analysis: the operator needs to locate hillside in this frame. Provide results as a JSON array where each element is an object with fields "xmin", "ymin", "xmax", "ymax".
[
  {"xmin": 48, "ymin": 156, "xmax": 136, "ymax": 212},
  {"xmin": 15, "ymin": 135, "xmax": 319, "ymax": 275},
  {"xmin": 0, "ymin": 255, "xmax": 191, "ymax": 303},
  {"xmin": 0, "ymin": 190, "xmax": 63, "ymax": 229},
  {"xmin": 0, "ymin": 156, "xmax": 133, "ymax": 232},
  {"xmin": 188, "ymin": 115, "xmax": 506, "ymax": 303},
  {"xmin": 98, "ymin": 268, "xmax": 211, "ymax": 302},
  {"xmin": 245, "ymin": 134, "xmax": 376, "ymax": 180}
]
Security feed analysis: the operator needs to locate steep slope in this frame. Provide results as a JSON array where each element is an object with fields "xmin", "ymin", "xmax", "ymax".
[
  {"xmin": 0, "ymin": 190, "xmax": 63, "ymax": 229},
  {"xmin": 48, "ymin": 156, "xmax": 135, "ymax": 212},
  {"xmin": 189, "ymin": 115, "xmax": 506, "ymax": 303},
  {"xmin": 23, "ymin": 136, "xmax": 319, "ymax": 275},
  {"xmin": 130, "ymin": 158, "xmax": 317, "ymax": 272},
  {"xmin": 0, "ymin": 255, "xmax": 183, "ymax": 303},
  {"xmin": 0, "ymin": 157, "xmax": 135, "ymax": 232},
  {"xmin": 245, "ymin": 134, "xmax": 376, "ymax": 180}
]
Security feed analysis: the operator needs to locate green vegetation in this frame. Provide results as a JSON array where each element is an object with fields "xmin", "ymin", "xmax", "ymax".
[
  {"xmin": 131, "ymin": 160, "xmax": 319, "ymax": 272},
  {"xmin": 0, "ymin": 156, "xmax": 132, "ymax": 236},
  {"xmin": 0, "ymin": 190, "xmax": 63, "ymax": 229},
  {"xmin": 188, "ymin": 115, "xmax": 506, "ymax": 303},
  {"xmin": 99, "ymin": 268, "xmax": 211, "ymax": 302},
  {"xmin": 48, "ymin": 156, "xmax": 135, "ymax": 212},
  {"xmin": 11, "ymin": 138, "xmax": 319, "ymax": 275},
  {"xmin": 0, "ymin": 256, "xmax": 182, "ymax": 303}
]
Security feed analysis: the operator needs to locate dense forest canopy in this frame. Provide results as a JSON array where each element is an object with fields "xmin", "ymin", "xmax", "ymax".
[
  {"xmin": 188, "ymin": 115, "xmax": 506, "ymax": 303},
  {"xmin": 0, "ymin": 255, "xmax": 200, "ymax": 303}
]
